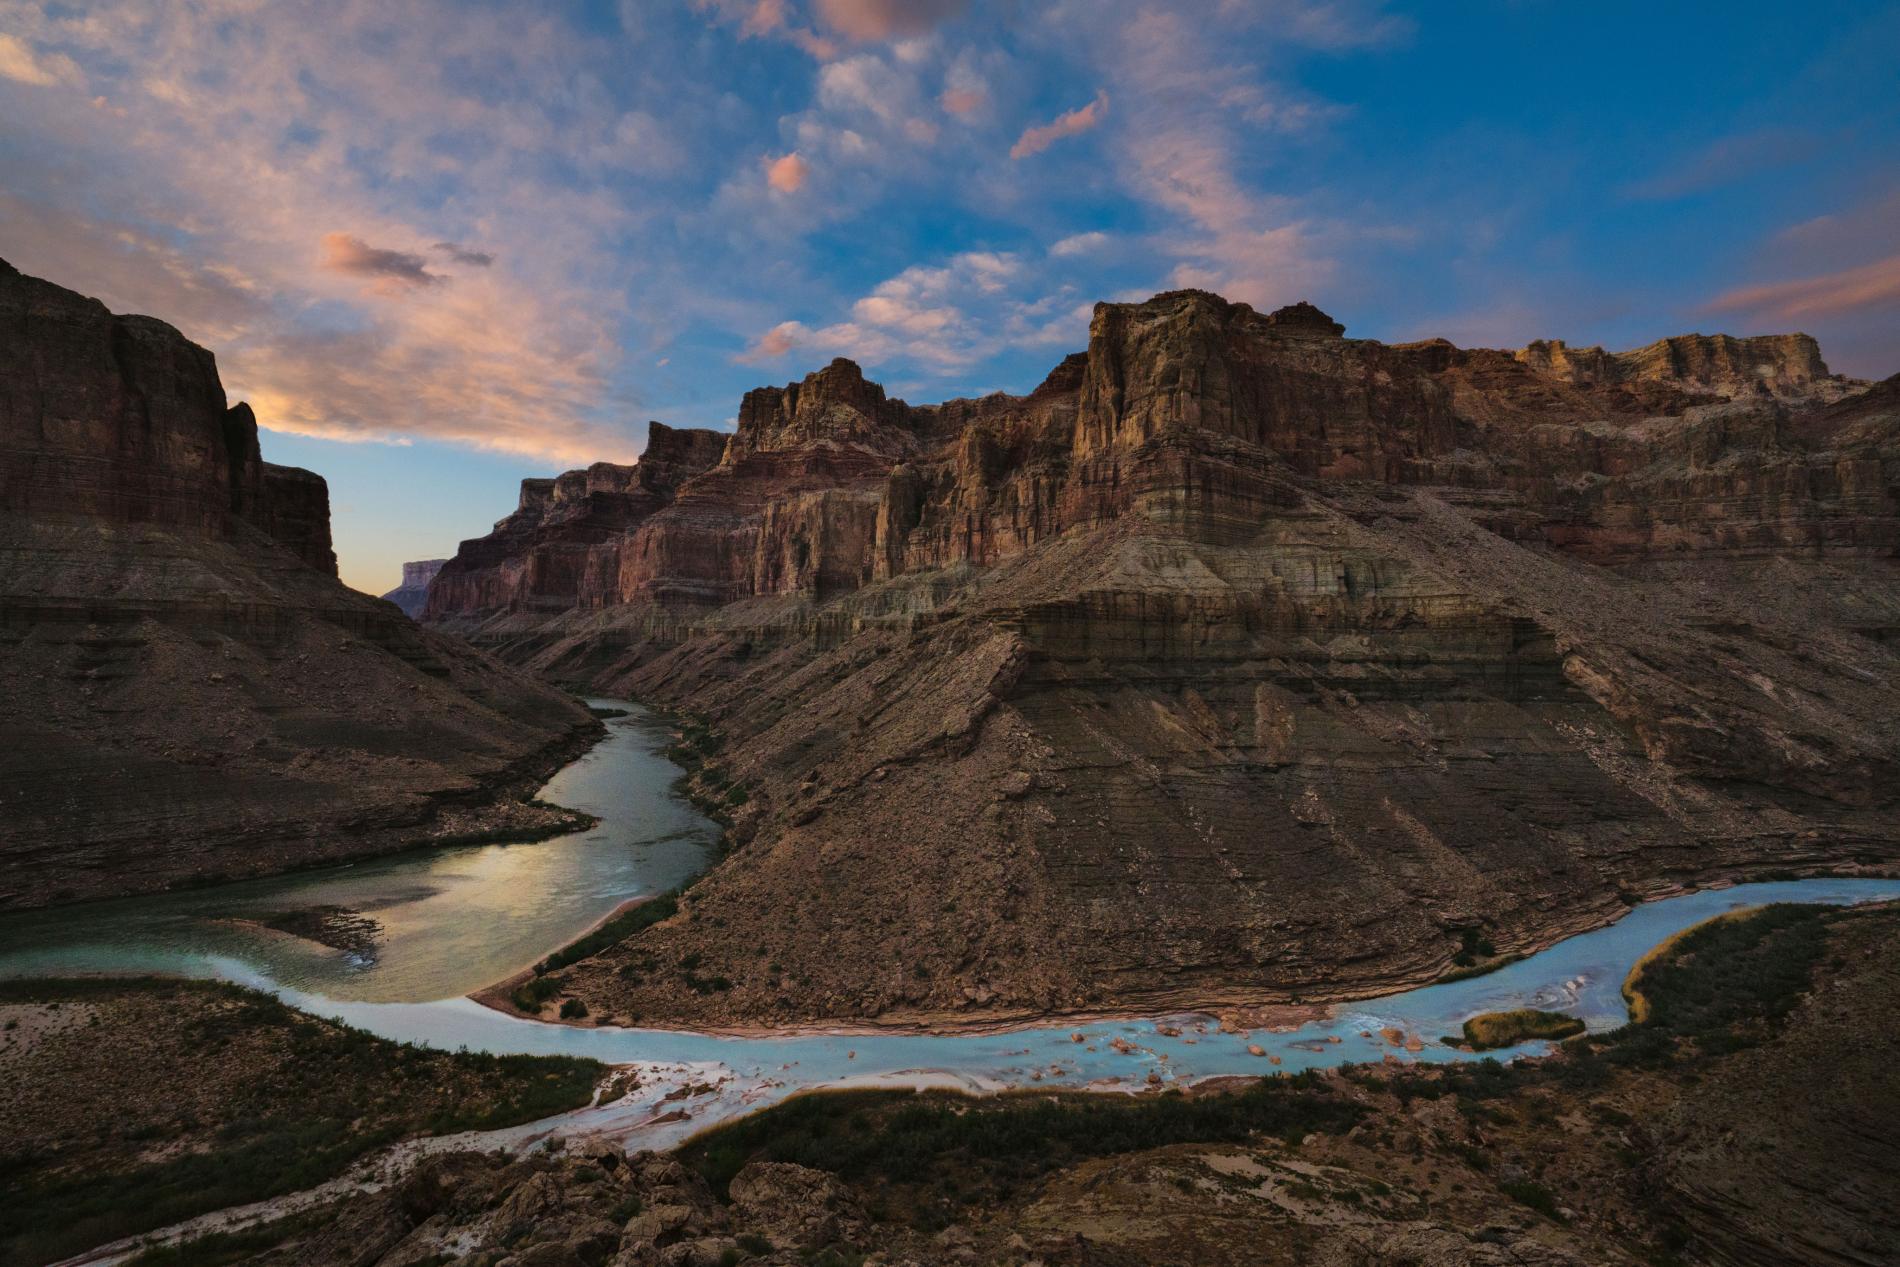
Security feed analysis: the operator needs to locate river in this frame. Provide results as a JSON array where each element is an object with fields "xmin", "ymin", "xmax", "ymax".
[{"xmin": 4, "ymin": 700, "xmax": 1897, "ymax": 1142}]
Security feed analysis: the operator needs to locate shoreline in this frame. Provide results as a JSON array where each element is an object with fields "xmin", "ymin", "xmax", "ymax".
[
  {"xmin": 456, "ymin": 863, "xmax": 1900, "ymax": 1040},
  {"xmin": 0, "ymin": 714, "xmax": 607, "ymax": 916},
  {"xmin": 468, "ymin": 894, "xmax": 661, "ymax": 1020}
]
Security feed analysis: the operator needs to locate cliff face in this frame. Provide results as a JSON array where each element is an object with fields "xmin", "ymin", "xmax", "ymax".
[
  {"xmin": 1517, "ymin": 331, "xmax": 1846, "ymax": 401},
  {"xmin": 442, "ymin": 289, "xmax": 1896, "ymax": 1028},
  {"xmin": 0, "ymin": 259, "xmax": 595, "ymax": 909},
  {"xmin": 425, "ymin": 423, "xmax": 726, "ymax": 619},
  {"xmin": 380, "ymin": 558, "xmax": 447, "ymax": 618}
]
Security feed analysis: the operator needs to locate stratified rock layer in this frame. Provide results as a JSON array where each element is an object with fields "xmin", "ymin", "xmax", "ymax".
[
  {"xmin": 0, "ymin": 259, "xmax": 594, "ymax": 908},
  {"xmin": 437, "ymin": 290, "xmax": 1898, "ymax": 1028},
  {"xmin": 425, "ymin": 424, "xmax": 727, "ymax": 619}
]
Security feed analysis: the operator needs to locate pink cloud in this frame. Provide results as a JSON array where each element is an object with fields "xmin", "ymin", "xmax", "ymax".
[
  {"xmin": 740, "ymin": 0, "xmax": 789, "ymax": 36},
  {"xmin": 0, "ymin": 33, "xmax": 81, "ymax": 87},
  {"xmin": 693, "ymin": 0, "xmax": 839, "ymax": 59},
  {"xmin": 1010, "ymin": 90, "xmax": 1109, "ymax": 160},
  {"xmin": 319, "ymin": 232, "xmax": 444, "ymax": 292},
  {"xmin": 739, "ymin": 321, "xmax": 802, "ymax": 362},
  {"xmin": 765, "ymin": 151, "xmax": 810, "ymax": 193},
  {"xmin": 1705, "ymin": 255, "xmax": 1900, "ymax": 321},
  {"xmin": 815, "ymin": 0, "xmax": 966, "ymax": 41},
  {"xmin": 940, "ymin": 86, "xmax": 985, "ymax": 115}
]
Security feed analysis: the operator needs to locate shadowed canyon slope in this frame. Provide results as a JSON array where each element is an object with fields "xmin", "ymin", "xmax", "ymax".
[
  {"xmin": 426, "ymin": 289, "xmax": 1900, "ymax": 1028},
  {"xmin": 0, "ymin": 259, "xmax": 595, "ymax": 909}
]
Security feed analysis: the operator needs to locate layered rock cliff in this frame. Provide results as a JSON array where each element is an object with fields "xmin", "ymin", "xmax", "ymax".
[
  {"xmin": 425, "ymin": 424, "xmax": 726, "ymax": 620},
  {"xmin": 381, "ymin": 558, "xmax": 447, "ymax": 618},
  {"xmin": 0, "ymin": 259, "xmax": 596, "ymax": 908},
  {"xmin": 439, "ymin": 290, "xmax": 1897, "ymax": 1028}
]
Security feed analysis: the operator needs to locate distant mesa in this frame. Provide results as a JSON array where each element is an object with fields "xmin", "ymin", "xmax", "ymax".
[{"xmin": 382, "ymin": 558, "xmax": 448, "ymax": 618}]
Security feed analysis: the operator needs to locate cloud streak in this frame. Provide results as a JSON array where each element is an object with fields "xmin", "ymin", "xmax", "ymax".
[
  {"xmin": 321, "ymin": 234, "xmax": 445, "ymax": 291},
  {"xmin": 1010, "ymin": 89, "xmax": 1108, "ymax": 158},
  {"xmin": 1706, "ymin": 255, "xmax": 1900, "ymax": 321}
]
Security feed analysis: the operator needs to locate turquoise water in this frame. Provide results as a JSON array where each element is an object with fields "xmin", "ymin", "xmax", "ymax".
[
  {"xmin": 0, "ymin": 703, "xmax": 720, "ymax": 1003},
  {"xmin": 2, "ymin": 704, "xmax": 1895, "ymax": 1093},
  {"xmin": 193, "ymin": 877, "xmax": 1900, "ymax": 1093}
]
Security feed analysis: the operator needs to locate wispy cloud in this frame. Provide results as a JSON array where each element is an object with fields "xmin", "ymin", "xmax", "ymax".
[
  {"xmin": 0, "ymin": 1, "xmax": 688, "ymax": 465},
  {"xmin": 1010, "ymin": 89, "xmax": 1108, "ymax": 159},
  {"xmin": 321, "ymin": 234, "xmax": 445, "ymax": 292},
  {"xmin": 1706, "ymin": 255, "xmax": 1900, "ymax": 321},
  {"xmin": 739, "ymin": 248, "xmax": 1085, "ymax": 371},
  {"xmin": 1050, "ymin": 231, "xmax": 1109, "ymax": 257},
  {"xmin": 0, "ymin": 32, "xmax": 80, "ymax": 87},
  {"xmin": 434, "ymin": 242, "xmax": 495, "ymax": 267},
  {"xmin": 1624, "ymin": 127, "xmax": 1817, "ymax": 201}
]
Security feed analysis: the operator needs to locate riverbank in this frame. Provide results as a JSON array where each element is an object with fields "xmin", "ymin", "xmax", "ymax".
[{"xmin": 68, "ymin": 898, "xmax": 1900, "ymax": 1267}]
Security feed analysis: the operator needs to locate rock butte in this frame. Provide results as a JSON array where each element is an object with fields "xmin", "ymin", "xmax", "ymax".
[
  {"xmin": 381, "ymin": 558, "xmax": 448, "ymax": 619},
  {"xmin": 0, "ymin": 258, "xmax": 596, "ymax": 908},
  {"xmin": 419, "ymin": 287, "xmax": 1900, "ymax": 1028}
]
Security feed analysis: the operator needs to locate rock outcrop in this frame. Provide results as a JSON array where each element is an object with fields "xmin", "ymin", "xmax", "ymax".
[
  {"xmin": 381, "ymin": 558, "xmax": 447, "ymax": 618},
  {"xmin": 0, "ymin": 258, "xmax": 596, "ymax": 909},
  {"xmin": 438, "ymin": 290, "xmax": 1896, "ymax": 1029},
  {"xmin": 425, "ymin": 423, "xmax": 726, "ymax": 620}
]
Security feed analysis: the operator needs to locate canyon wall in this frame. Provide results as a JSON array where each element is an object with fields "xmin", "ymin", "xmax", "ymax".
[
  {"xmin": 0, "ymin": 259, "xmax": 595, "ymax": 908},
  {"xmin": 424, "ymin": 423, "xmax": 727, "ymax": 620},
  {"xmin": 424, "ymin": 287, "xmax": 1899, "ymax": 1029}
]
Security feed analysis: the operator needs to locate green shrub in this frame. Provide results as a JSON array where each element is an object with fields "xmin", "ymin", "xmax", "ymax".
[{"xmin": 682, "ymin": 1080, "xmax": 1363, "ymax": 1202}]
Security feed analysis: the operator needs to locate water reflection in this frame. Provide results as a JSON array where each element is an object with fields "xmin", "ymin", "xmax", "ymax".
[{"xmin": 0, "ymin": 702, "xmax": 719, "ymax": 1002}]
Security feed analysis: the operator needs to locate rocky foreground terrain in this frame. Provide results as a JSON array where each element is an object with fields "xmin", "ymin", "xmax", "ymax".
[
  {"xmin": 426, "ymin": 289, "xmax": 1900, "ymax": 1027},
  {"xmin": 0, "ymin": 259, "xmax": 596, "ymax": 908},
  {"xmin": 15, "ymin": 900, "xmax": 1885, "ymax": 1267}
]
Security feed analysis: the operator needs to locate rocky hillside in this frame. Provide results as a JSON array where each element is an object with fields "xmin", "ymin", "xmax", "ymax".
[
  {"xmin": 381, "ymin": 558, "xmax": 447, "ymax": 618},
  {"xmin": 425, "ymin": 289, "xmax": 1900, "ymax": 1029},
  {"xmin": 0, "ymin": 259, "xmax": 596, "ymax": 908}
]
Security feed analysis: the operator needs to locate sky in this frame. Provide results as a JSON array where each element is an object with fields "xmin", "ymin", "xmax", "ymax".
[{"xmin": 3, "ymin": 0, "xmax": 1897, "ymax": 595}]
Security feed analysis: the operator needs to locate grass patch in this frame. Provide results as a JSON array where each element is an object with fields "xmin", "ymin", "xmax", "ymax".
[
  {"xmin": 1461, "ymin": 1009, "xmax": 1586, "ymax": 1051},
  {"xmin": 681, "ymin": 1080, "xmax": 1363, "ymax": 1220}
]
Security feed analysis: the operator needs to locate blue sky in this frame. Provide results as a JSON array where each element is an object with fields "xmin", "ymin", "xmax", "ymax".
[{"xmin": 3, "ymin": 0, "xmax": 1897, "ymax": 593}]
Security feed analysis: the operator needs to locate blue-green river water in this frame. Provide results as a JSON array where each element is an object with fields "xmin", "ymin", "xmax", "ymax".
[{"xmin": 4, "ymin": 702, "xmax": 1895, "ymax": 1095}]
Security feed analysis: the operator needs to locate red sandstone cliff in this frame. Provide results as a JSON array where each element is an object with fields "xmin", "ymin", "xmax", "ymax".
[{"xmin": 0, "ymin": 258, "xmax": 595, "ymax": 908}]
